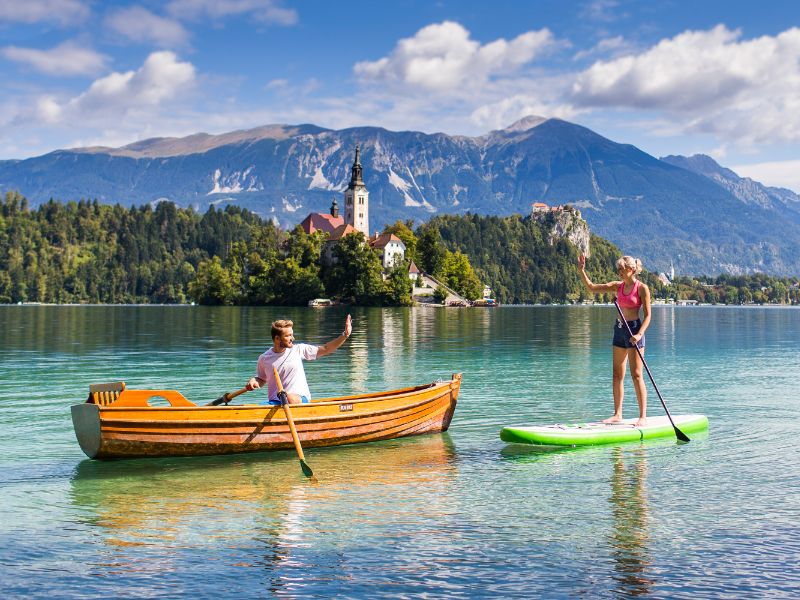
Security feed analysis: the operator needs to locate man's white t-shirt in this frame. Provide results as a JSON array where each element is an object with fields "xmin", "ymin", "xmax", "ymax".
[{"xmin": 256, "ymin": 343, "xmax": 319, "ymax": 401}]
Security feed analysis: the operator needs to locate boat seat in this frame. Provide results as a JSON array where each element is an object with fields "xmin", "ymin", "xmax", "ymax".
[{"xmin": 88, "ymin": 382, "xmax": 126, "ymax": 406}]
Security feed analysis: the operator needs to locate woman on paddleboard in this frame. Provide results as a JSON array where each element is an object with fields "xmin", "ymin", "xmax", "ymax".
[{"xmin": 578, "ymin": 254, "xmax": 651, "ymax": 426}]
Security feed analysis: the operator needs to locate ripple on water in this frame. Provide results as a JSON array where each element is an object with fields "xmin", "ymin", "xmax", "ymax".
[{"xmin": 2, "ymin": 305, "xmax": 800, "ymax": 597}]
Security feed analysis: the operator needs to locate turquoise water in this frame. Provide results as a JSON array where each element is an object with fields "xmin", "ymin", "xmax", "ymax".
[{"xmin": 1, "ymin": 305, "xmax": 798, "ymax": 598}]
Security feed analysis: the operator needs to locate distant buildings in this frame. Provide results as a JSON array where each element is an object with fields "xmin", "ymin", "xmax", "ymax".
[
  {"xmin": 368, "ymin": 232, "xmax": 406, "ymax": 269},
  {"xmin": 300, "ymin": 198, "xmax": 343, "ymax": 235},
  {"xmin": 301, "ymin": 145, "xmax": 406, "ymax": 269},
  {"xmin": 344, "ymin": 145, "xmax": 370, "ymax": 238},
  {"xmin": 530, "ymin": 202, "xmax": 581, "ymax": 218}
]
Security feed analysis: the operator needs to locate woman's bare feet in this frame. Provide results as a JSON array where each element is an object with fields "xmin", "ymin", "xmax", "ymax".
[
  {"xmin": 602, "ymin": 415, "xmax": 623, "ymax": 424},
  {"xmin": 635, "ymin": 417, "xmax": 647, "ymax": 427}
]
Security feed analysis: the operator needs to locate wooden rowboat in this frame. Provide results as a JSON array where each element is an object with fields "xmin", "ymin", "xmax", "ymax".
[{"xmin": 71, "ymin": 374, "xmax": 461, "ymax": 460}]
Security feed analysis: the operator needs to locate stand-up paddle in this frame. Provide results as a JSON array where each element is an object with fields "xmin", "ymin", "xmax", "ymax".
[
  {"xmin": 274, "ymin": 367, "xmax": 315, "ymax": 479},
  {"xmin": 614, "ymin": 299, "xmax": 690, "ymax": 442},
  {"xmin": 207, "ymin": 387, "xmax": 248, "ymax": 406}
]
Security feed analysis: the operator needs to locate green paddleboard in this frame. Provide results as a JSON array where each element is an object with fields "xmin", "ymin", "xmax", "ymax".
[{"xmin": 500, "ymin": 414, "xmax": 708, "ymax": 446}]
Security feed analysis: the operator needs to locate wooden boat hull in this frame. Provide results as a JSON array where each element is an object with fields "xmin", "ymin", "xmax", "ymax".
[{"xmin": 72, "ymin": 375, "xmax": 461, "ymax": 459}]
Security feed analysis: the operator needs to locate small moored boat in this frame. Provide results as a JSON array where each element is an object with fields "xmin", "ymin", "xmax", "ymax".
[
  {"xmin": 307, "ymin": 298, "xmax": 334, "ymax": 307},
  {"xmin": 71, "ymin": 374, "xmax": 461, "ymax": 459}
]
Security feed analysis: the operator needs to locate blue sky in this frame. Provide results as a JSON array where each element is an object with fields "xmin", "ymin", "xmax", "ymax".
[{"xmin": 2, "ymin": 0, "xmax": 800, "ymax": 190}]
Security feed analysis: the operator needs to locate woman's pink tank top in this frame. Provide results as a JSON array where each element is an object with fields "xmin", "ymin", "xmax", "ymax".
[{"xmin": 617, "ymin": 280, "xmax": 642, "ymax": 310}]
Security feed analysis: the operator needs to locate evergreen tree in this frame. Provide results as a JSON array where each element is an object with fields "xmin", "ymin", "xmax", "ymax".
[{"xmin": 325, "ymin": 233, "xmax": 386, "ymax": 305}]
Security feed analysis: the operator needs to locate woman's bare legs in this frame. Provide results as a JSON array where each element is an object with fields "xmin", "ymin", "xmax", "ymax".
[
  {"xmin": 604, "ymin": 346, "xmax": 630, "ymax": 423},
  {"xmin": 628, "ymin": 347, "xmax": 648, "ymax": 426}
]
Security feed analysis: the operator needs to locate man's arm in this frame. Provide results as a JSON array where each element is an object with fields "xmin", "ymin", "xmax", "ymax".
[{"xmin": 317, "ymin": 314, "xmax": 352, "ymax": 358}]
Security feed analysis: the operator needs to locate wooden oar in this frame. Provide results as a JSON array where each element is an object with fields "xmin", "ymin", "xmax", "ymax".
[
  {"xmin": 273, "ymin": 367, "xmax": 315, "ymax": 479},
  {"xmin": 614, "ymin": 300, "xmax": 690, "ymax": 442},
  {"xmin": 207, "ymin": 387, "xmax": 248, "ymax": 406}
]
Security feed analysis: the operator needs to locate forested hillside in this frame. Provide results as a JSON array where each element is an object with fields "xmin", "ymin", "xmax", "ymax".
[
  {"xmin": 0, "ymin": 192, "xmax": 261, "ymax": 304},
  {"xmin": 420, "ymin": 213, "xmax": 623, "ymax": 304},
  {"xmin": 2, "ymin": 192, "xmax": 796, "ymax": 306}
]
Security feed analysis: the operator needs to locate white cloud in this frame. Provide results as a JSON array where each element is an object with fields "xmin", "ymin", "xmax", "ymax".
[
  {"xmin": 470, "ymin": 95, "xmax": 580, "ymax": 132},
  {"xmin": 106, "ymin": 6, "xmax": 190, "ymax": 47},
  {"xmin": 579, "ymin": 0, "xmax": 622, "ymax": 23},
  {"xmin": 573, "ymin": 36, "xmax": 632, "ymax": 61},
  {"xmin": 732, "ymin": 159, "xmax": 800, "ymax": 192},
  {"xmin": 354, "ymin": 21, "xmax": 555, "ymax": 92},
  {"xmin": 36, "ymin": 51, "xmax": 195, "ymax": 123},
  {"xmin": 34, "ymin": 96, "xmax": 62, "ymax": 123},
  {"xmin": 571, "ymin": 25, "xmax": 800, "ymax": 144},
  {"xmin": 1, "ymin": 42, "xmax": 108, "ymax": 77},
  {"xmin": 0, "ymin": 0, "xmax": 89, "ymax": 26},
  {"xmin": 166, "ymin": 0, "xmax": 297, "ymax": 25}
]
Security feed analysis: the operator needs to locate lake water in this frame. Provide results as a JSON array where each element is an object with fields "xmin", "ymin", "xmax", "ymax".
[{"xmin": 1, "ymin": 305, "xmax": 798, "ymax": 598}]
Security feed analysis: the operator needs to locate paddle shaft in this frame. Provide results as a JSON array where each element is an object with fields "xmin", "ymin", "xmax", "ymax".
[
  {"xmin": 614, "ymin": 300, "xmax": 690, "ymax": 442},
  {"xmin": 273, "ymin": 367, "xmax": 315, "ymax": 478},
  {"xmin": 282, "ymin": 402, "xmax": 306, "ymax": 461},
  {"xmin": 208, "ymin": 387, "xmax": 248, "ymax": 406}
]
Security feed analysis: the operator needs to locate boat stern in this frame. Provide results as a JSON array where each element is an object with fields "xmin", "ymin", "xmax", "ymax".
[
  {"xmin": 441, "ymin": 373, "xmax": 461, "ymax": 431},
  {"xmin": 71, "ymin": 403, "xmax": 102, "ymax": 459}
]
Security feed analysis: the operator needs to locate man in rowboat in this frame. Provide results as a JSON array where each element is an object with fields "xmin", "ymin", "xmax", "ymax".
[{"xmin": 245, "ymin": 315, "xmax": 353, "ymax": 404}]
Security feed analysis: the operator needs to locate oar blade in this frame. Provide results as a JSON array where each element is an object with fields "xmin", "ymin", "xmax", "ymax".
[
  {"xmin": 674, "ymin": 426, "xmax": 691, "ymax": 443},
  {"xmin": 300, "ymin": 460, "xmax": 315, "ymax": 479}
]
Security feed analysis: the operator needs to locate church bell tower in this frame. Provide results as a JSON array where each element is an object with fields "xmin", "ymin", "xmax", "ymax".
[{"xmin": 344, "ymin": 144, "xmax": 369, "ymax": 237}]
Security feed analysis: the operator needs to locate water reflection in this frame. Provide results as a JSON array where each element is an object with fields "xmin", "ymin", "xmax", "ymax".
[
  {"xmin": 608, "ymin": 446, "xmax": 652, "ymax": 597},
  {"xmin": 69, "ymin": 434, "xmax": 458, "ymax": 589}
]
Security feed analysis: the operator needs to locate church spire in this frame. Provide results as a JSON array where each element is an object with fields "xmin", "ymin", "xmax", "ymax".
[
  {"xmin": 348, "ymin": 144, "xmax": 364, "ymax": 188},
  {"xmin": 343, "ymin": 143, "xmax": 369, "ymax": 237}
]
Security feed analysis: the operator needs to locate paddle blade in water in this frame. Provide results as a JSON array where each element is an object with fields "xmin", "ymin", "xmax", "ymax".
[
  {"xmin": 300, "ymin": 460, "xmax": 315, "ymax": 480},
  {"xmin": 675, "ymin": 427, "xmax": 691, "ymax": 442}
]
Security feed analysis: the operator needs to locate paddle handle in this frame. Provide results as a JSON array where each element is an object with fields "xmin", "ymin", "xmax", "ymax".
[{"xmin": 614, "ymin": 300, "xmax": 689, "ymax": 442}]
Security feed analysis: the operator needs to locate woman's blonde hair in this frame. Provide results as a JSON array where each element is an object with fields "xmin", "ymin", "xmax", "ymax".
[{"xmin": 616, "ymin": 255, "xmax": 643, "ymax": 275}]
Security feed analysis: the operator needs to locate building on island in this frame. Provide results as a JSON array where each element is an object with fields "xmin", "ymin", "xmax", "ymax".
[
  {"xmin": 408, "ymin": 261, "xmax": 421, "ymax": 282},
  {"xmin": 322, "ymin": 223, "xmax": 359, "ymax": 264},
  {"xmin": 300, "ymin": 198, "xmax": 343, "ymax": 235},
  {"xmin": 301, "ymin": 146, "xmax": 370, "ymax": 238},
  {"xmin": 368, "ymin": 232, "xmax": 406, "ymax": 269},
  {"xmin": 530, "ymin": 202, "xmax": 581, "ymax": 218},
  {"xmin": 344, "ymin": 144, "xmax": 369, "ymax": 237},
  {"xmin": 301, "ymin": 145, "xmax": 406, "ymax": 270}
]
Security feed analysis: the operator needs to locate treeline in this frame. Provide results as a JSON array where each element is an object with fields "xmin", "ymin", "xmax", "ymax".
[
  {"xmin": 419, "ymin": 213, "xmax": 623, "ymax": 304},
  {"xmin": 2, "ymin": 192, "xmax": 798, "ymax": 306},
  {"xmin": 0, "ymin": 192, "xmax": 259, "ymax": 304},
  {"xmin": 666, "ymin": 274, "xmax": 800, "ymax": 305},
  {"xmin": 417, "ymin": 213, "xmax": 800, "ymax": 304},
  {"xmin": 0, "ymin": 192, "xmax": 416, "ymax": 305}
]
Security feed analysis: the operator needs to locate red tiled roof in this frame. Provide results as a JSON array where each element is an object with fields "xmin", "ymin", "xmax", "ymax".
[
  {"xmin": 368, "ymin": 232, "xmax": 405, "ymax": 249},
  {"xmin": 300, "ymin": 212, "xmax": 344, "ymax": 235},
  {"xmin": 408, "ymin": 261, "xmax": 420, "ymax": 274},
  {"xmin": 328, "ymin": 223, "xmax": 359, "ymax": 241}
]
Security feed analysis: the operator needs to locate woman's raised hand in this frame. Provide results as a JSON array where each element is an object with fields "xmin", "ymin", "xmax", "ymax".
[{"xmin": 578, "ymin": 254, "xmax": 586, "ymax": 271}]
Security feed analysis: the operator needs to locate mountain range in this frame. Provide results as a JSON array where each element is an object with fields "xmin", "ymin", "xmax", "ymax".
[{"xmin": 2, "ymin": 116, "xmax": 799, "ymax": 276}]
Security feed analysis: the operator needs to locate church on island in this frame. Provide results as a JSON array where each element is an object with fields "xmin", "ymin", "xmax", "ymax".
[{"xmin": 300, "ymin": 145, "xmax": 410, "ymax": 271}]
